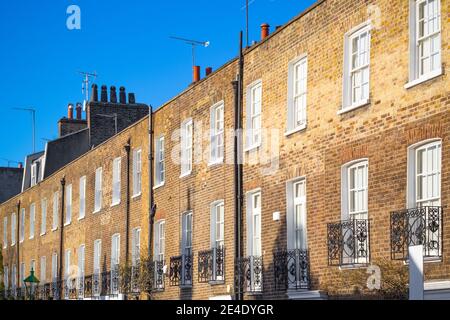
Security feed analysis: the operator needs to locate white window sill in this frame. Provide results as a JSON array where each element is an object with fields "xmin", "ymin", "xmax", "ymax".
[
  {"xmin": 11, "ymin": 243, "xmax": 16, "ymax": 247},
  {"xmin": 153, "ymin": 183, "xmax": 165, "ymax": 190},
  {"xmin": 40, "ymin": 232, "xmax": 46, "ymax": 237},
  {"xmin": 19, "ymin": 240, "xmax": 24, "ymax": 244},
  {"xmin": 338, "ymin": 263, "xmax": 369, "ymax": 270},
  {"xmin": 179, "ymin": 171, "xmax": 192, "ymax": 179},
  {"xmin": 110, "ymin": 201, "xmax": 121, "ymax": 208},
  {"xmin": 29, "ymin": 236, "xmax": 34, "ymax": 240},
  {"xmin": 404, "ymin": 68, "xmax": 443, "ymax": 89},
  {"xmin": 78, "ymin": 216, "xmax": 85, "ymax": 221},
  {"xmin": 403, "ymin": 257, "xmax": 442, "ymax": 265},
  {"xmin": 244, "ymin": 143, "xmax": 261, "ymax": 153},
  {"xmin": 63, "ymin": 222, "xmax": 71, "ymax": 227},
  {"xmin": 285, "ymin": 124, "xmax": 307, "ymax": 137},
  {"xmin": 208, "ymin": 159, "xmax": 224, "ymax": 167},
  {"xmin": 338, "ymin": 99, "xmax": 370, "ymax": 115},
  {"xmin": 51, "ymin": 228, "xmax": 57, "ymax": 232},
  {"xmin": 132, "ymin": 192, "xmax": 142, "ymax": 199},
  {"xmin": 93, "ymin": 209, "xmax": 102, "ymax": 214}
]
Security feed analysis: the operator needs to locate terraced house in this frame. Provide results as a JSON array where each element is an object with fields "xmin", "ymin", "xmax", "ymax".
[{"xmin": 1, "ymin": 0, "xmax": 449, "ymax": 300}]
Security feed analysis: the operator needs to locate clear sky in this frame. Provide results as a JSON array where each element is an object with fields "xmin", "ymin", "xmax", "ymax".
[{"xmin": 0, "ymin": 0, "xmax": 317, "ymax": 166}]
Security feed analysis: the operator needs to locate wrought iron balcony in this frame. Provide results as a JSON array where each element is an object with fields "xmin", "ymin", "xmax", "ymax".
[
  {"xmin": 391, "ymin": 206, "xmax": 443, "ymax": 260},
  {"xmin": 129, "ymin": 263, "xmax": 141, "ymax": 294},
  {"xmin": 35, "ymin": 284, "xmax": 51, "ymax": 300},
  {"xmin": 169, "ymin": 254, "xmax": 193, "ymax": 287},
  {"xmin": 151, "ymin": 260, "xmax": 166, "ymax": 291},
  {"xmin": 64, "ymin": 277, "xmax": 78, "ymax": 300},
  {"xmin": 274, "ymin": 249, "xmax": 310, "ymax": 291},
  {"xmin": 198, "ymin": 247, "xmax": 225, "ymax": 283},
  {"xmin": 110, "ymin": 264, "xmax": 120, "ymax": 296},
  {"xmin": 327, "ymin": 219, "xmax": 370, "ymax": 266},
  {"xmin": 235, "ymin": 256, "xmax": 263, "ymax": 293},
  {"xmin": 51, "ymin": 279, "xmax": 61, "ymax": 300}
]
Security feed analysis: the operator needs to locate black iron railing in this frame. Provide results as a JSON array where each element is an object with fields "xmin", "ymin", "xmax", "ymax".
[
  {"xmin": 274, "ymin": 249, "xmax": 309, "ymax": 290},
  {"xmin": 391, "ymin": 206, "xmax": 443, "ymax": 260},
  {"xmin": 151, "ymin": 260, "xmax": 165, "ymax": 291},
  {"xmin": 169, "ymin": 254, "xmax": 193, "ymax": 287},
  {"xmin": 235, "ymin": 256, "xmax": 263, "ymax": 293},
  {"xmin": 328, "ymin": 219, "xmax": 370, "ymax": 266},
  {"xmin": 198, "ymin": 247, "xmax": 225, "ymax": 283},
  {"xmin": 34, "ymin": 284, "xmax": 51, "ymax": 300}
]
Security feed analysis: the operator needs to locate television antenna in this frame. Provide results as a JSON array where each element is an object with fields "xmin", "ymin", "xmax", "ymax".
[
  {"xmin": 12, "ymin": 107, "xmax": 36, "ymax": 153},
  {"xmin": 79, "ymin": 71, "xmax": 98, "ymax": 110},
  {"xmin": 0, "ymin": 158, "xmax": 21, "ymax": 168},
  {"xmin": 169, "ymin": 36, "xmax": 210, "ymax": 68}
]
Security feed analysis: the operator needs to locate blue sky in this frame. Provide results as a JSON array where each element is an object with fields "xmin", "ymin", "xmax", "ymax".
[{"xmin": 0, "ymin": 0, "xmax": 317, "ymax": 166}]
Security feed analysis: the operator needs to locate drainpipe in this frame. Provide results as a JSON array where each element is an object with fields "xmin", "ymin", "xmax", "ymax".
[
  {"xmin": 124, "ymin": 139, "xmax": 131, "ymax": 301},
  {"xmin": 233, "ymin": 31, "xmax": 244, "ymax": 301},
  {"xmin": 148, "ymin": 109, "xmax": 156, "ymax": 262},
  {"xmin": 58, "ymin": 177, "xmax": 66, "ymax": 297},
  {"xmin": 16, "ymin": 200, "xmax": 21, "ymax": 290}
]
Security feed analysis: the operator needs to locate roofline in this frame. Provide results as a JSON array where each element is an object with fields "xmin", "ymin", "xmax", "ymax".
[
  {"xmin": 152, "ymin": 0, "xmax": 325, "ymax": 114},
  {"xmin": 0, "ymin": 114, "xmax": 149, "ymax": 206}
]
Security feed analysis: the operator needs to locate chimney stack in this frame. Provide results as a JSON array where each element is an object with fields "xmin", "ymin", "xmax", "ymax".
[
  {"xmin": 101, "ymin": 85, "xmax": 108, "ymax": 102},
  {"xmin": 205, "ymin": 67, "xmax": 213, "ymax": 76},
  {"xmin": 18, "ymin": 162, "xmax": 23, "ymax": 169},
  {"xmin": 128, "ymin": 93, "xmax": 136, "ymax": 104},
  {"xmin": 76, "ymin": 103, "xmax": 82, "ymax": 120},
  {"xmin": 68, "ymin": 103, "xmax": 74, "ymax": 119},
  {"xmin": 110, "ymin": 86, "xmax": 117, "ymax": 103},
  {"xmin": 261, "ymin": 23, "xmax": 270, "ymax": 40},
  {"xmin": 193, "ymin": 66, "xmax": 201, "ymax": 83},
  {"xmin": 91, "ymin": 84, "xmax": 98, "ymax": 102},
  {"xmin": 119, "ymin": 87, "xmax": 127, "ymax": 104}
]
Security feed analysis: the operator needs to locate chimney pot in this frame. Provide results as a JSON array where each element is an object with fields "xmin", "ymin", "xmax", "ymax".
[
  {"xmin": 76, "ymin": 103, "xmax": 82, "ymax": 120},
  {"xmin": 110, "ymin": 86, "xmax": 117, "ymax": 103},
  {"xmin": 205, "ymin": 67, "xmax": 213, "ymax": 76},
  {"xmin": 68, "ymin": 103, "xmax": 74, "ymax": 119},
  {"xmin": 101, "ymin": 85, "xmax": 108, "ymax": 102},
  {"xmin": 128, "ymin": 93, "xmax": 136, "ymax": 104},
  {"xmin": 91, "ymin": 84, "xmax": 98, "ymax": 102},
  {"xmin": 261, "ymin": 23, "xmax": 270, "ymax": 40},
  {"xmin": 193, "ymin": 66, "xmax": 201, "ymax": 83},
  {"xmin": 18, "ymin": 162, "xmax": 23, "ymax": 169},
  {"xmin": 119, "ymin": 87, "xmax": 127, "ymax": 104}
]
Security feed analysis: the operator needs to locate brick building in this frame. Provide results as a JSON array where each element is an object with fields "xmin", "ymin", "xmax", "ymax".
[{"xmin": 1, "ymin": 0, "xmax": 449, "ymax": 300}]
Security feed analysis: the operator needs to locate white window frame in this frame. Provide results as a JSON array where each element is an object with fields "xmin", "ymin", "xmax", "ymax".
[
  {"xmin": 11, "ymin": 265, "xmax": 17, "ymax": 291},
  {"xmin": 93, "ymin": 240, "xmax": 101, "ymax": 274},
  {"xmin": 40, "ymin": 198, "xmax": 47, "ymax": 236},
  {"xmin": 29, "ymin": 203, "xmax": 35, "ymax": 239},
  {"xmin": 154, "ymin": 137, "xmax": 165, "ymax": 188},
  {"xmin": 11, "ymin": 212, "xmax": 16, "ymax": 246},
  {"xmin": 3, "ymin": 265, "xmax": 8, "ymax": 289},
  {"xmin": 245, "ymin": 80, "xmax": 262, "ymax": 151},
  {"xmin": 51, "ymin": 253, "xmax": 58, "ymax": 282},
  {"xmin": 407, "ymin": 139, "xmax": 442, "ymax": 208},
  {"xmin": 181, "ymin": 211, "xmax": 193, "ymax": 256},
  {"xmin": 245, "ymin": 189, "xmax": 262, "ymax": 292},
  {"xmin": 210, "ymin": 102, "xmax": 225, "ymax": 165},
  {"xmin": 180, "ymin": 119, "xmax": 193, "ymax": 178},
  {"xmin": 94, "ymin": 167, "xmax": 103, "ymax": 213},
  {"xmin": 132, "ymin": 228, "xmax": 141, "ymax": 267},
  {"xmin": 78, "ymin": 244, "xmax": 85, "ymax": 278},
  {"xmin": 286, "ymin": 56, "xmax": 308, "ymax": 135},
  {"xmin": 79, "ymin": 176, "xmax": 86, "ymax": 220},
  {"xmin": 341, "ymin": 159, "xmax": 369, "ymax": 221},
  {"xmin": 40, "ymin": 256, "xmax": 46, "ymax": 283},
  {"xmin": 133, "ymin": 148, "xmax": 143, "ymax": 196},
  {"xmin": 20, "ymin": 208, "xmax": 25, "ymax": 242},
  {"xmin": 406, "ymin": 0, "xmax": 442, "ymax": 88},
  {"xmin": 112, "ymin": 157, "xmax": 122, "ymax": 206},
  {"xmin": 65, "ymin": 184, "xmax": 72, "ymax": 226},
  {"xmin": 286, "ymin": 177, "xmax": 307, "ymax": 251},
  {"xmin": 210, "ymin": 200, "xmax": 225, "ymax": 249},
  {"xmin": 3, "ymin": 216, "xmax": 7, "ymax": 248},
  {"xmin": 154, "ymin": 220, "xmax": 165, "ymax": 262},
  {"xmin": 30, "ymin": 162, "xmax": 38, "ymax": 187},
  {"xmin": 341, "ymin": 22, "xmax": 372, "ymax": 114},
  {"xmin": 20, "ymin": 262, "xmax": 25, "ymax": 287},
  {"xmin": 64, "ymin": 249, "xmax": 71, "ymax": 278},
  {"xmin": 52, "ymin": 192, "xmax": 59, "ymax": 231},
  {"xmin": 111, "ymin": 233, "xmax": 120, "ymax": 269}
]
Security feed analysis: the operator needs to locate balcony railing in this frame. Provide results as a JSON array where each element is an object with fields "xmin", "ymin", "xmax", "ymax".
[
  {"xmin": 391, "ymin": 206, "xmax": 443, "ymax": 260},
  {"xmin": 327, "ymin": 219, "xmax": 370, "ymax": 266},
  {"xmin": 151, "ymin": 260, "xmax": 166, "ymax": 291},
  {"xmin": 35, "ymin": 283, "xmax": 51, "ymax": 300},
  {"xmin": 274, "ymin": 249, "xmax": 309, "ymax": 291},
  {"xmin": 169, "ymin": 254, "xmax": 193, "ymax": 287},
  {"xmin": 235, "ymin": 256, "xmax": 263, "ymax": 293},
  {"xmin": 198, "ymin": 247, "xmax": 225, "ymax": 283}
]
